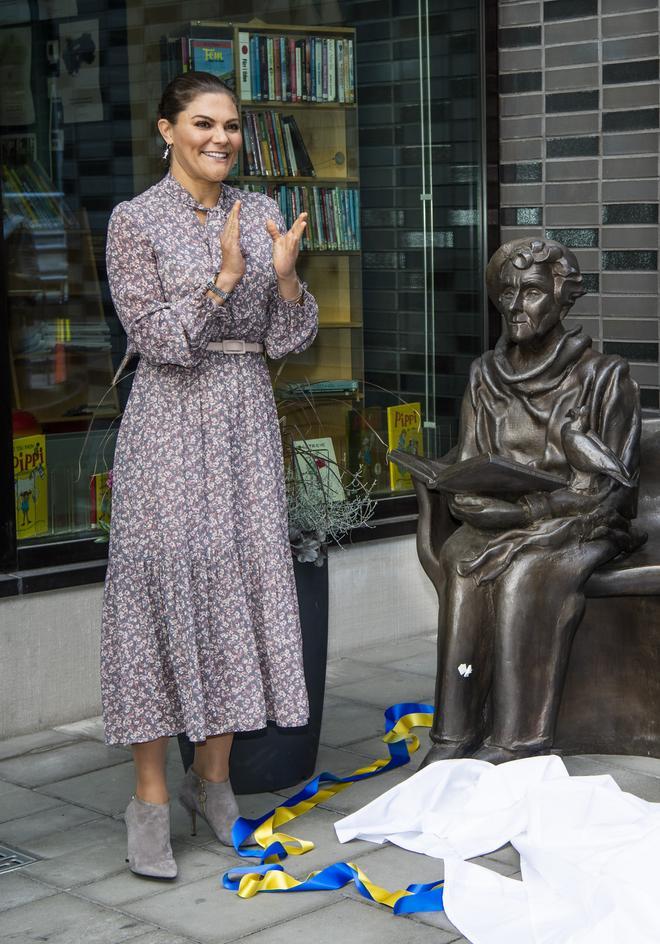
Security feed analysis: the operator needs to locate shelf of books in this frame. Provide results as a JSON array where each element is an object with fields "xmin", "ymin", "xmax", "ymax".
[{"xmin": 162, "ymin": 19, "xmax": 364, "ymax": 478}]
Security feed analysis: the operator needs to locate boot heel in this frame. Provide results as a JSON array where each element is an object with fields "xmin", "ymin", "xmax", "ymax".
[{"xmin": 190, "ymin": 808, "xmax": 197, "ymax": 836}]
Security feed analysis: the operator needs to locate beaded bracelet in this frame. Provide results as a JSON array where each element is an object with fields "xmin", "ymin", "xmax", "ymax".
[{"xmin": 278, "ymin": 279, "xmax": 304, "ymax": 305}]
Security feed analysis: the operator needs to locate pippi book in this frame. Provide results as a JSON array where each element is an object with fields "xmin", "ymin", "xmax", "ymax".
[
  {"xmin": 13, "ymin": 434, "xmax": 48, "ymax": 538},
  {"xmin": 386, "ymin": 402, "xmax": 423, "ymax": 491},
  {"xmin": 89, "ymin": 470, "xmax": 112, "ymax": 534}
]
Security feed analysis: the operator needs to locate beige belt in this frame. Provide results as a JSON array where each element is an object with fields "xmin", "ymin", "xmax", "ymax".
[{"xmin": 207, "ymin": 340, "xmax": 264, "ymax": 354}]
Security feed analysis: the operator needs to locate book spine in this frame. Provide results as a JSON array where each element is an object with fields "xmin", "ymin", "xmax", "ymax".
[
  {"xmin": 273, "ymin": 36, "xmax": 282, "ymax": 102},
  {"xmin": 251, "ymin": 112, "xmax": 265, "ymax": 175},
  {"xmin": 250, "ymin": 36, "xmax": 260, "ymax": 100},
  {"xmin": 305, "ymin": 37, "xmax": 312, "ymax": 101},
  {"xmin": 288, "ymin": 37, "xmax": 297, "ymax": 102},
  {"xmin": 288, "ymin": 114, "xmax": 315, "ymax": 177},
  {"xmin": 321, "ymin": 38, "xmax": 328, "ymax": 102},
  {"xmin": 337, "ymin": 41, "xmax": 345, "ymax": 103},
  {"xmin": 279, "ymin": 36, "xmax": 288, "ymax": 102},
  {"xmin": 273, "ymin": 112, "xmax": 290, "ymax": 176},
  {"xmin": 266, "ymin": 36, "xmax": 274, "ymax": 100},
  {"xmin": 238, "ymin": 31, "xmax": 251, "ymax": 101},
  {"xmin": 282, "ymin": 119, "xmax": 299, "ymax": 176},
  {"xmin": 328, "ymin": 39, "xmax": 336, "ymax": 102},
  {"xmin": 258, "ymin": 36, "xmax": 268, "ymax": 100},
  {"xmin": 258, "ymin": 112, "xmax": 275, "ymax": 175},
  {"xmin": 348, "ymin": 38, "xmax": 355, "ymax": 102},
  {"xmin": 309, "ymin": 37, "xmax": 316, "ymax": 103},
  {"xmin": 265, "ymin": 111, "xmax": 282, "ymax": 175},
  {"xmin": 295, "ymin": 44, "xmax": 302, "ymax": 103}
]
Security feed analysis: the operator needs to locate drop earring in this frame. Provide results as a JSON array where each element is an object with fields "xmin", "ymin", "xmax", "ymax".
[{"xmin": 163, "ymin": 142, "xmax": 171, "ymax": 161}]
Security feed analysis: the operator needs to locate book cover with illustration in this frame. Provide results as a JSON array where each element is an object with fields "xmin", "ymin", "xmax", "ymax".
[
  {"xmin": 90, "ymin": 470, "xmax": 112, "ymax": 533},
  {"xmin": 189, "ymin": 37, "xmax": 235, "ymax": 88},
  {"xmin": 293, "ymin": 436, "xmax": 345, "ymax": 503},
  {"xmin": 13, "ymin": 434, "xmax": 48, "ymax": 538},
  {"xmin": 347, "ymin": 407, "xmax": 389, "ymax": 492},
  {"xmin": 386, "ymin": 402, "xmax": 423, "ymax": 491}
]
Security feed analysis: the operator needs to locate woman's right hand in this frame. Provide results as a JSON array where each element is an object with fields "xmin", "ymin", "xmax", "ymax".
[{"xmin": 216, "ymin": 200, "xmax": 245, "ymax": 292}]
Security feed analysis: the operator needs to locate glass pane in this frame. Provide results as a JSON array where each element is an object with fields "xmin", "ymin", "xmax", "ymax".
[{"xmin": 0, "ymin": 0, "xmax": 486, "ymax": 552}]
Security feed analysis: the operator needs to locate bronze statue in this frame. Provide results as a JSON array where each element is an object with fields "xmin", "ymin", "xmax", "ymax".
[{"xmin": 395, "ymin": 238, "xmax": 644, "ymax": 765}]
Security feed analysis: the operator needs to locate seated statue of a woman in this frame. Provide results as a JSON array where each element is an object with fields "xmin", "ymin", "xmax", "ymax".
[{"xmin": 421, "ymin": 237, "xmax": 643, "ymax": 766}]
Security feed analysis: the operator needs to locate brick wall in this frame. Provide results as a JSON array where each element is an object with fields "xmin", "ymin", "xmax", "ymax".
[{"xmin": 497, "ymin": 0, "xmax": 660, "ymax": 409}]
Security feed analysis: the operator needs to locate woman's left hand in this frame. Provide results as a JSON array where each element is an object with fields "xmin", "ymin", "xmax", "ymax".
[{"xmin": 266, "ymin": 213, "xmax": 307, "ymax": 279}]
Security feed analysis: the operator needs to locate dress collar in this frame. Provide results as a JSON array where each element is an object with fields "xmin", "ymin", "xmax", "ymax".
[{"xmin": 160, "ymin": 171, "xmax": 230, "ymax": 213}]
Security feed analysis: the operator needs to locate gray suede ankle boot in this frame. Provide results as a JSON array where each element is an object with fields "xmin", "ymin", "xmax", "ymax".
[
  {"xmin": 178, "ymin": 767, "xmax": 239, "ymax": 846},
  {"xmin": 125, "ymin": 796, "xmax": 177, "ymax": 880}
]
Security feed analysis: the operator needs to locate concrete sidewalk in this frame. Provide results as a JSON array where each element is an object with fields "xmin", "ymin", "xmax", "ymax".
[{"xmin": 1, "ymin": 634, "xmax": 660, "ymax": 943}]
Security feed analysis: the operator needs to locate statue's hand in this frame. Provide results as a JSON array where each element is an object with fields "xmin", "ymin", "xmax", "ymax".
[{"xmin": 451, "ymin": 493, "xmax": 527, "ymax": 530}]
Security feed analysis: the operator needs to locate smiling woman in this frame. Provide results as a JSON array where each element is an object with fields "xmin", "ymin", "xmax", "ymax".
[{"xmin": 101, "ymin": 71, "xmax": 319, "ymax": 881}]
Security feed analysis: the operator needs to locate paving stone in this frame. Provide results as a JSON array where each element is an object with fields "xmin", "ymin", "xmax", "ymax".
[
  {"xmin": 564, "ymin": 756, "xmax": 660, "ymax": 802},
  {"xmin": 329, "ymin": 669, "xmax": 434, "ymax": 710},
  {"xmin": 340, "ymin": 842, "xmax": 519, "ymax": 935},
  {"xmin": 0, "ymin": 741, "xmax": 131, "ymax": 788},
  {"xmin": 74, "ymin": 843, "xmax": 235, "ymax": 907},
  {"xmin": 0, "ymin": 778, "xmax": 18, "ymax": 796},
  {"xmin": 125, "ymin": 933, "xmax": 198, "ymax": 944},
  {"xmin": 586, "ymin": 754, "xmax": 660, "ymax": 779},
  {"xmin": 0, "ymin": 802, "xmax": 102, "ymax": 846},
  {"xmin": 325, "ymin": 658, "xmax": 390, "ymax": 689},
  {"xmin": 0, "ymin": 872, "xmax": 58, "ymax": 912},
  {"xmin": 25, "ymin": 834, "xmax": 129, "ymax": 888},
  {"xmin": 346, "ymin": 636, "xmax": 436, "ymax": 669},
  {"xmin": 54, "ymin": 716, "xmax": 106, "ymax": 742},
  {"xmin": 1, "ymin": 892, "xmax": 151, "ymax": 944},
  {"xmin": 319, "ymin": 697, "xmax": 393, "ymax": 749},
  {"xmin": 289, "ymin": 766, "xmax": 411, "ymax": 816},
  {"xmin": 38, "ymin": 761, "xmax": 137, "ymax": 816},
  {"xmin": 340, "ymin": 727, "xmax": 434, "ymax": 775},
  {"xmin": 0, "ymin": 785, "xmax": 65, "ymax": 823},
  {"xmin": 8, "ymin": 815, "xmax": 124, "ymax": 859},
  {"xmin": 236, "ymin": 896, "xmax": 461, "ymax": 943},
  {"xmin": 123, "ymin": 872, "xmax": 343, "ymax": 944},
  {"xmin": 0, "ymin": 729, "xmax": 78, "ymax": 762}
]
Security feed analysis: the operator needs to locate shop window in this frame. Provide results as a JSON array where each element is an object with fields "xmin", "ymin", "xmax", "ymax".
[{"xmin": 0, "ymin": 0, "xmax": 492, "ymax": 570}]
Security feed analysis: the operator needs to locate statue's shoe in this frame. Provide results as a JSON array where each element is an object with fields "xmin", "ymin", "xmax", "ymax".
[
  {"xmin": 470, "ymin": 741, "xmax": 551, "ymax": 765},
  {"xmin": 420, "ymin": 737, "xmax": 482, "ymax": 767}
]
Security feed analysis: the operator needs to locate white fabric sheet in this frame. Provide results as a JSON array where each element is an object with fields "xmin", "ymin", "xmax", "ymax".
[{"xmin": 334, "ymin": 756, "xmax": 660, "ymax": 943}]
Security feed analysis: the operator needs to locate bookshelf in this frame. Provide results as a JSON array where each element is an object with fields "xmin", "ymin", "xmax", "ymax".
[
  {"xmin": 163, "ymin": 18, "xmax": 364, "ymax": 467},
  {"xmin": 4, "ymin": 189, "xmax": 119, "ymax": 425}
]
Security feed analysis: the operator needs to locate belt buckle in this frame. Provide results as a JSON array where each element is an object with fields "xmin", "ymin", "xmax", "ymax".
[{"xmin": 222, "ymin": 339, "xmax": 246, "ymax": 354}]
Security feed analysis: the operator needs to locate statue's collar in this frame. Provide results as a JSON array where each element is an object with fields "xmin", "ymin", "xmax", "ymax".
[{"xmin": 492, "ymin": 327, "xmax": 592, "ymax": 392}]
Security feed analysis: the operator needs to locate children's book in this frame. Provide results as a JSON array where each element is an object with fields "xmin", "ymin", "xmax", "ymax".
[
  {"xmin": 89, "ymin": 470, "xmax": 112, "ymax": 531},
  {"xmin": 189, "ymin": 37, "xmax": 235, "ymax": 89},
  {"xmin": 293, "ymin": 436, "xmax": 345, "ymax": 503},
  {"xmin": 386, "ymin": 403, "xmax": 423, "ymax": 491},
  {"xmin": 13, "ymin": 434, "xmax": 48, "ymax": 538}
]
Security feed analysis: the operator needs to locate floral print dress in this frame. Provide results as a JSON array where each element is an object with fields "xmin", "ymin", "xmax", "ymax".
[{"xmin": 101, "ymin": 172, "xmax": 318, "ymax": 745}]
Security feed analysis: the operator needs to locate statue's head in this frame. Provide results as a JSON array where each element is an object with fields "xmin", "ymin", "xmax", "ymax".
[{"xmin": 486, "ymin": 238, "xmax": 587, "ymax": 345}]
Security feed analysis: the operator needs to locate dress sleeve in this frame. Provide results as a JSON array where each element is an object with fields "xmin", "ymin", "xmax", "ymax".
[
  {"xmin": 106, "ymin": 203, "xmax": 227, "ymax": 368},
  {"xmin": 262, "ymin": 202, "xmax": 319, "ymax": 360}
]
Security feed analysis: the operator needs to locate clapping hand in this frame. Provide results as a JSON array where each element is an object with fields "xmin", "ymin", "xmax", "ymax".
[
  {"xmin": 217, "ymin": 200, "xmax": 245, "ymax": 289},
  {"xmin": 266, "ymin": 213, "xmax": 307, "ymax": 281}
]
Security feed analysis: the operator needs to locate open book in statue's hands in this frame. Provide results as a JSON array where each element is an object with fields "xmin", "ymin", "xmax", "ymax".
[{"xmin": 388, "ymin": 449, "xmax": 567, "ymax": 496}]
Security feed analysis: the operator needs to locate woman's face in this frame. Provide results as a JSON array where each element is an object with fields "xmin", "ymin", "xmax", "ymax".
[
  {"xmin": 497, "ymin": 262, "xmax": 564, "ymax": 345},
  {"xmin": 158, "ymin": 91, "xmax": 242, "ymax": 186}
]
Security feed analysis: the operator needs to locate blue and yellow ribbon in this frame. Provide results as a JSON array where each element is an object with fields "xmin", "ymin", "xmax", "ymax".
[{"xmin": 222, "ymin": 702, "xmax": 445, "ymax": 914}]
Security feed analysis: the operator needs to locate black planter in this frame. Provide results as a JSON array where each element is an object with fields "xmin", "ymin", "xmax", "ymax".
[{"xmin": 177, "ymin": 557, "xmax": 329, "ymax": 794}]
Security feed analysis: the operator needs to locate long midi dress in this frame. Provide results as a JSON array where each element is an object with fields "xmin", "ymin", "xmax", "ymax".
[{"xmin": 101, "ymin": 172, "xmax": 318, "ymax": 745}]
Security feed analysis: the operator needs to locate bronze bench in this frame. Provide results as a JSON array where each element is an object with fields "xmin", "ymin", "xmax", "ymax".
[{"xmin": 415, "ymin": 416, "xmax": 660, "ymax": 758}]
